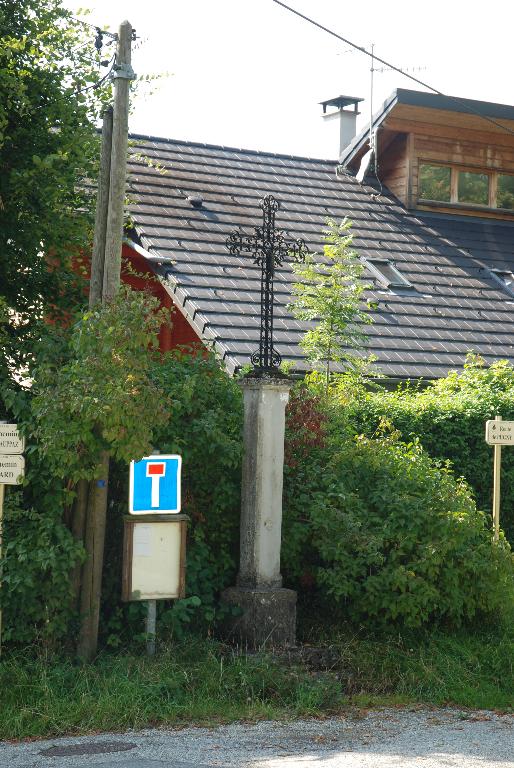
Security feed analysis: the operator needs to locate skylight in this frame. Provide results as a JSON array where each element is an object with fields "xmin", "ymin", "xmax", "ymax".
[
  {"xmin": 492, "ymin": 269, "xmax": 514, "ymax": 287},
  {"xmin": 365, "ymin": 259, "xmax": 412, "ymax": 289},
  {"xmin": 491, "ymin": 269, "xmax": 514, "ymax": 297}
]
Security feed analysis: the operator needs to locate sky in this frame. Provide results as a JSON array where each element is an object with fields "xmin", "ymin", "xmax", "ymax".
[{"xmin": 66, "ymin": 0, "xmax": 514, "ymax": 159}]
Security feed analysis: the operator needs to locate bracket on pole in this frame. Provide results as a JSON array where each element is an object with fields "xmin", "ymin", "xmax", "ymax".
[{"xmin": 112, "ymin": 64, "xmax": 137, "ymax": 80}]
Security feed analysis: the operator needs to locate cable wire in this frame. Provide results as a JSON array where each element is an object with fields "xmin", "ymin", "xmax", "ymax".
[
  {"xmin": 69, "ymin": 15, "xmax": 117, "ymax": 39},
  {"xmin": 272, "ymin": 0, "xmax": 514, "ymax": 139},
  {"xmin": 72, "ymin": 54, "xmax": 116, "ymax": 94}
]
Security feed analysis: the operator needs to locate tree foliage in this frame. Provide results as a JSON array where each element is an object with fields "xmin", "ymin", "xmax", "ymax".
[
  {"xmin": 1, "ymin": 288, "xmax": 174, "ymax": 646},
  {"xmin": 0, "ymin": 0, "xmax": 110, "ymax": 390},
  {"xmin": 345, "ymin": 355, "xmax": 514, "ymax": 541},
  {"xmin": 31, "ymin": 287, "xmax": 172, "ymax": 480},
  {"xmin": 289, "ymin": 219, "xmax": 374, "ymax": 387}
]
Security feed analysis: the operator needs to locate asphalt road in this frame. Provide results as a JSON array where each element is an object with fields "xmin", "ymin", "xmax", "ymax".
[{"xmin": 2, "ymin": 708, "xmax": 514, "ymax": 768}]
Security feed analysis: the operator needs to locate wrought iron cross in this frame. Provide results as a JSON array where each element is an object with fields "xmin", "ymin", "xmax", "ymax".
[{"xmin": 227, "ymin": 195, "xmax": 309, "ymax": 374}]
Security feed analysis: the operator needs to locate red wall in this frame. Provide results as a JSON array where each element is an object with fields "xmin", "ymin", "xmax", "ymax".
[{"xmin": 121, "ymin": 243, "xmax": 202, "ymax": 353}]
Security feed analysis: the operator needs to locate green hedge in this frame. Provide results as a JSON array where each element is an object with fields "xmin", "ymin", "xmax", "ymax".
[
  {"xmin": 282, "ymin": 384, "xmax": 514, "ymax": 630},
  {"xmin": 100, "ymin": 350, "xmax": 243, "ymax": 646},
  {"xmin": 3, "ymin": 353, "xmax": 514, "ymax": 646},
  {"xmin": 345, "ymin": 358, "xmax": 514, "ymax": 541}
]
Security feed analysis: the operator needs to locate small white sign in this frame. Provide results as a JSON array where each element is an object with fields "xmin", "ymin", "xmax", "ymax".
[
  {"xmin": 485, "ymin": 420, "xmax": 514, "ymax": 445},
  {"xmin": 0, "ymin": 424, "xmax": 24, "ymax": 455},
  {"xmin": 133, "ymin": 524, "xmax": 152, "ymax": 557},
  {"xmin": 0, "ymin": 454, "xmax": 25, "ymax": 485}
]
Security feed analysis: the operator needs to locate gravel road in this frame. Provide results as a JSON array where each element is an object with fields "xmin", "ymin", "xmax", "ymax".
[{"xmin": 2, "ymin": 707, "xmax": 514, "ymax": 768}]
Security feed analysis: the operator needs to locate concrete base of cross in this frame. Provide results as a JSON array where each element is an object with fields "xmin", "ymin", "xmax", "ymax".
[
  {"xmin": 222, "ymin": 586, "xmax": 296, "ymax": 649},
  {"xmin": 222, "ymin": 375, "xmax": 297, "ymax": 650}
]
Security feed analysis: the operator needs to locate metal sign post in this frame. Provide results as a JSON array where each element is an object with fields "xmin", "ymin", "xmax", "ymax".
[
  {"xmin": 125, "ymin": 455, "xmax": 184, "ymax": 656},
  {"xmin": 0, "ymin": 424, "xmax": 25, "ymax": 656}
]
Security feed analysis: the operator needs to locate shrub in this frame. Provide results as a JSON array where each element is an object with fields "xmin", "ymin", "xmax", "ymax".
[
  {"xmin": 100, "ymin": 350, "xmax": 243, "ymax": 645},
  {"xmin": 1, "ymin": 488, "xmax": 83, "ymax": 647},
  {"xmin": 346, "ymin": 357, "xmax": 514, "ymax": 540},
  {"xmin": 151, "ymin": 350, "xmax": 243, "ymax": 627},
  {"xmin": 282, "ymin": 392, "xmax": 514, "ymax": 630}
]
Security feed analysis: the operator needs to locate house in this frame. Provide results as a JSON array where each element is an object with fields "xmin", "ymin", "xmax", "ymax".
[{"xmin": 122, "ymin": 88, "xmax": 514, "ymax": 382}]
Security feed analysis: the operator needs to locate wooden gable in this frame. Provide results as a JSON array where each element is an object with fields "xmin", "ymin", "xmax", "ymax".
[{"xmin": 345, "ymin": 92, "xmax": 514, "ymax": 221}]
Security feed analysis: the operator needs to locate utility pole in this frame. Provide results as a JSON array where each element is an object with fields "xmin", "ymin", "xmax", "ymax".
[
  {"xmin": 103, "ymin": 20, "xmax": 134, "ymax": 301},
  {"xmin": 89, "ymin": 105, "xmax": 113, "ymax": 307},
  {"xmin": 77, "ymin": 20, "xmax": 134, "ymax": 663}
]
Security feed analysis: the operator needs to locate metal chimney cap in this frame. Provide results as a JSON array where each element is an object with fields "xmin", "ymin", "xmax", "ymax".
[{"xmin": 320, "ymin": 95, "xmax": 364, "ymax": 113}]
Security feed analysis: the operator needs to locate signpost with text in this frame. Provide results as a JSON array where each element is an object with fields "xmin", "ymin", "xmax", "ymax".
[
  {"xmin": 0, "ymin": 423, "xmax": 25, "ymax": 655},
  {"xmin": 485, "ymin": 416, "xmax": 514, "ymax": 541}
]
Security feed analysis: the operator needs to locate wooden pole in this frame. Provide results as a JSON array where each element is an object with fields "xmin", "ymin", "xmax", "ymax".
[
  {"xmin": 77, "ymin": 453, "xmax": 110, "ymax": 661},
  {"xmin": 77, "ymin": 21, "xmax": 133, "ymax": 663},
  {"xmin": 73, "ymin": 105, "xmax": 113, "ymax": 630},
  {"xmin": 0, "ymin": 483, "xmax": 4, "ymax": 657},
  {"xmin": 493, "ymin": 414, "xmax": 502, "ymax": 542},
  {"xmin": 89, "ymin": 106, "xmax": 113, "ymax": 308},
  {"xmin": 102, "ymin": 20, "xmax": 134, "ymax": 301},
  {"xmin": 70, "ymin": 477, "xmax": 88, "ymax": 610}
]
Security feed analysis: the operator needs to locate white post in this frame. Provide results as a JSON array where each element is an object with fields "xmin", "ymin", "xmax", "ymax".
[
  {"xmin": 223, "ymin": 376, "xmax": 297, "ymax": 649},
  {"xmin": 238, "ymin": 378, "xmax": 292, "ymax": 588},
  {"xmin": 493, "ymin": 415, "xmax": 502, "ymax": 542}
]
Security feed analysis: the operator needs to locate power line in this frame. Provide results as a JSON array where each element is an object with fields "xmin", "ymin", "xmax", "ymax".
[
  {"xmin": 73, "ymin": 54, "xmax": 116, "ymax": 94},
  {"xmin": 272, "ymin": 0, "xmax": 514, "ymax": 140},
  {"xmin": 69, "ymin": 16, "xmax": 118, "ymax": 39}
]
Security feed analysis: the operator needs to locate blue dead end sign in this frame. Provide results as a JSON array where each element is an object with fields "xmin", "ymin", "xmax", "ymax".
[{"xmin": 129, "ymin": 455, "xmax": 182, "ymax": 514}]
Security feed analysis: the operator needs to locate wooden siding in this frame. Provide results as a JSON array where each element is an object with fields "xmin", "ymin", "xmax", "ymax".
[
  {"xmin": 379, "ymin": 133, "xmax": 408, "ymax": 203},
  {"xmin": 374, "ymin": 105, "xmax": 514, "ymax": 219}
]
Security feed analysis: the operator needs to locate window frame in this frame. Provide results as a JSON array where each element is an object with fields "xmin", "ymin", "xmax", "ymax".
[
  {"xmin": 364, "ymin": 258, "xmax": 412, "ymax": 290},
  {"xmin": 417, "ymin": 161, "xmax": 514, "ymax": 211},
  {"xmin": 496, "ymin": 172, "xmax": 514, "ymax": 210}
]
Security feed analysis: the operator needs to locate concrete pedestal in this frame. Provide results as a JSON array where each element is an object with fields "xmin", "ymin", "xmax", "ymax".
[
  {"xmin": 222, "ymin": 586, "xmax": 297, "ymax": 648},
  {"xmin": 222, "ymin": 375, "xmax": 297, "ymax": 649}
]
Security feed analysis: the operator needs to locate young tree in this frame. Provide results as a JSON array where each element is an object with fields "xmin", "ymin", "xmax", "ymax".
[
  {"xmin": 289, "ymin": 218, "xmax": 374, "ymax": 389},
  {"xmin": 0, "ymin": 0, "xmax": 110, "ymax": 394}
]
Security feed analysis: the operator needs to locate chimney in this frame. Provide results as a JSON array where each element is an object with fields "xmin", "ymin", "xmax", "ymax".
[{"xmin": 320, "ymin": 95, "xmax": 363, "ymax": 158}]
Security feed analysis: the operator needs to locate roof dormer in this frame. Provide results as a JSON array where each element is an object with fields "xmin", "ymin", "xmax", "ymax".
[{"xmin": 340, "ymin": 88, "xmax": 514, "ymax": 221}]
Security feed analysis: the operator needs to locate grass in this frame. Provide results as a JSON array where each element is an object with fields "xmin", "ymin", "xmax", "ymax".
[
  {"xmin": 309, "ymin": 622, "xmax": 514, "ymax": 711},
  {"xmin": 0, "ymin": 638, "xmax": 342, "ymax": 741},
  {"xmin": 2, "ymin": 624, "xmax": 514, "ymax": 741}
]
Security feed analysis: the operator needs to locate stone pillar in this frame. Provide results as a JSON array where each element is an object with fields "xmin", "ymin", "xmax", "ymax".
[{"xmin": 223, "ymin": 376, "xmax": 297, "ymax": 649}]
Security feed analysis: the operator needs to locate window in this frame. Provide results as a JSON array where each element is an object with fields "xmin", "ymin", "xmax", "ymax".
[
  {"xmin": 417, "ymin": 163, "xmax": 514, "ymax": 211},
  {"xmin": 497, "ymin": 174, "xmax": 514, "ymax": 210},
  {"xmin": 365, "ymin": 259, "xmax": 412, "ymax": 289},
  {"xmin": 458, "ymin": 171, "xmax": 489, "ymax": 206},
  {"xmin": 419, "ymin": 164, "xmax": 451, "ymax": 202},
  {"xmin": 492, "ymin": 269, "xmax": 514, "ymax": 288}
]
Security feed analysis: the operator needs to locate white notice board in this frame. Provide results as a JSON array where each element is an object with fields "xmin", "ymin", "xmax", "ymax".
[
  {"xmin": 485, "ymin": 419, "xmax": 514, "ymax": 445},
  {"xmin": 0, "ymin": 455, "xmax": 25, "ymax": 485},
  {"xmin": 0, "ymin": 424, "xmax": 24, "ymax": 455}
]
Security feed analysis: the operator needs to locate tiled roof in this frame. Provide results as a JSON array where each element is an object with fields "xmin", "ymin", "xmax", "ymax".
[{"xmin": 126, "ymin": 135, "xmax": 514, "ymax": 380}]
